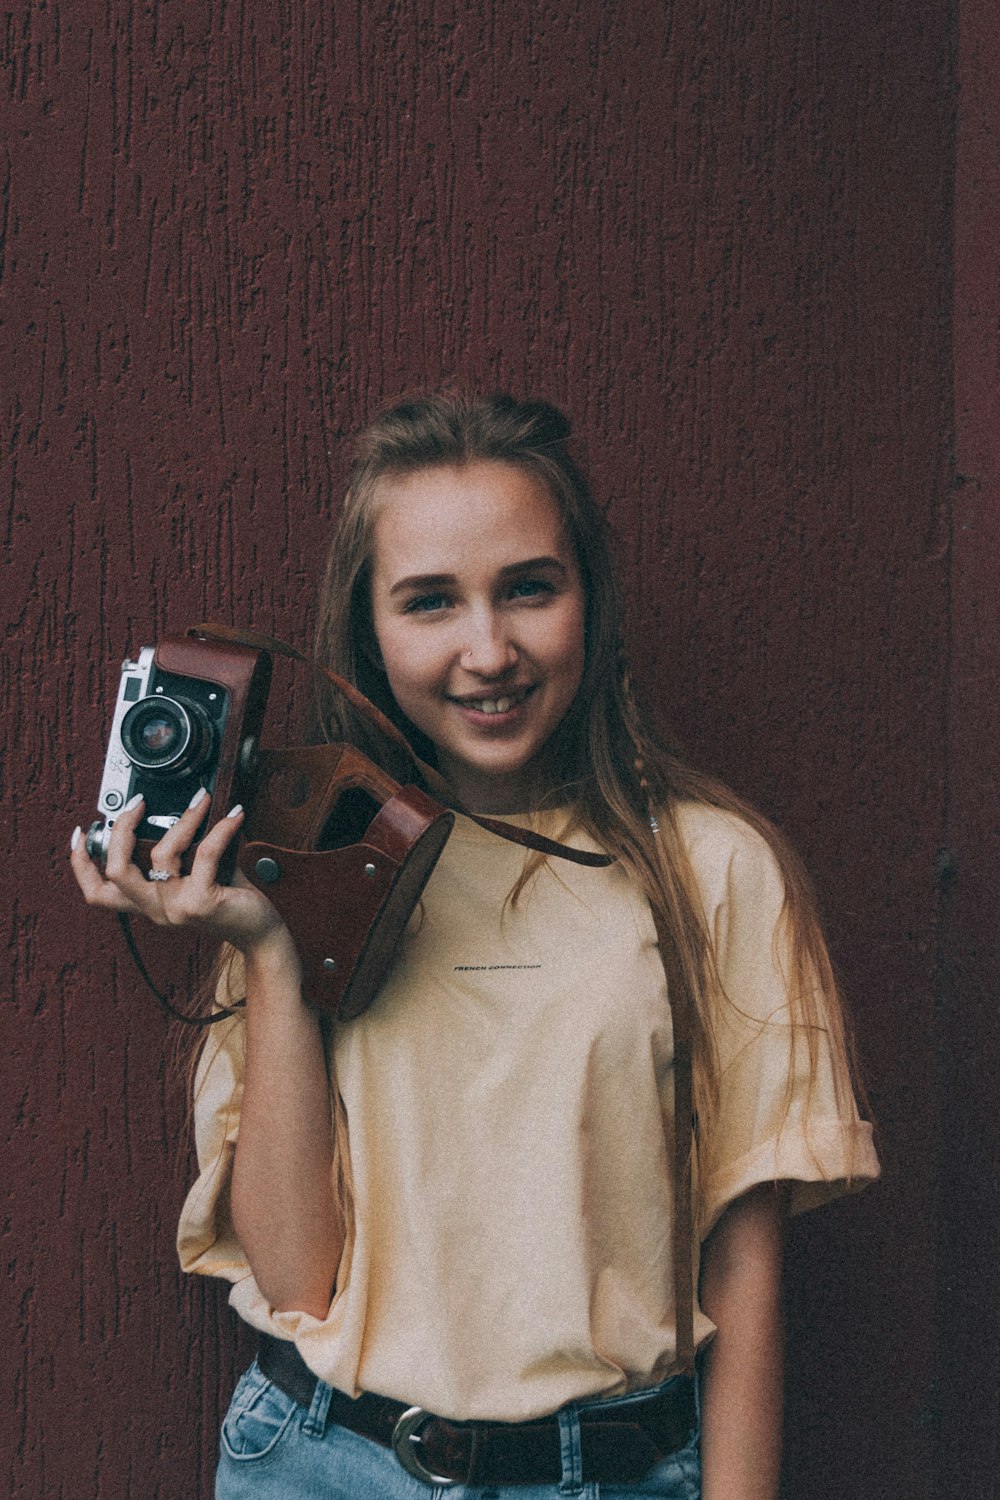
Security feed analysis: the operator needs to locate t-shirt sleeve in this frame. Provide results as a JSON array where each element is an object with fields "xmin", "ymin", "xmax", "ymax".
[
  {"xmin": 687, "ymin": 812, "xmax": 880, "ymax": 1240},
  {"xmin": 175, "ymin": 953, "xmax": 250, "ymax": 1283}
]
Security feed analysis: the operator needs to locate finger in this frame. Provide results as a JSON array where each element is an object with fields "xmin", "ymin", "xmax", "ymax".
[
  {"xmin": 147, "ymin": 786, "xmax": 211, "ymax": 871},
  {"xmin": 69, "ymin": 824, "xmax": 144, "ymax": 914},
  {"xmin": 102, "ymin": 792, "xmax": 145, "ymax": 876},
  {"xmin": 188, "ymin": 802, "xmax": 245, "ymax": 889},
  {"xmin": 102, "ymin": 793, "xmax": 157, "ymax": 905}
]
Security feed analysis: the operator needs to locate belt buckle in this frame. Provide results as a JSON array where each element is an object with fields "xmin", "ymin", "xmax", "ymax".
[{"xmin": 392, "ymin": 1406, "xmax": 459, "ymax": 1488}]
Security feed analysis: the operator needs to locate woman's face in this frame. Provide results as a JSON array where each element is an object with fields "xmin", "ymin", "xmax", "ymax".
[{"xmin": 369, "ymin": 460, "xmax": 586, "ymax": 814}]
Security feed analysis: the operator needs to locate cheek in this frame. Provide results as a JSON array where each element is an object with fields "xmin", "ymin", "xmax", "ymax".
[
  {"xmin": 558, "ymin": 602, "xmax": 587, "ymax": 685},
  {"xmin": 534, "ymin": 604, "xmax": 586, "ymax": 719},
  {"xmin": 375, "ymin": 623, "xmax": 441, "ymax": 704}
]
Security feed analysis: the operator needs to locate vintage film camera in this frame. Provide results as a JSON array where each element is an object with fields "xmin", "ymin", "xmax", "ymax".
[{"xmin": 86, "ymin": 634, "xmax": 272, "ymax": 882}]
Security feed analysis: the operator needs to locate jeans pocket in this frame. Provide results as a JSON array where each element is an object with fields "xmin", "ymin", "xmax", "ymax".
[
  {"xmin": 221, "ymin": 1360, "xmax": 300, "ymax": 1463},
  {"xmin": 599, "ymin": 1428, "xmax": 701, "ymax": 1499}
]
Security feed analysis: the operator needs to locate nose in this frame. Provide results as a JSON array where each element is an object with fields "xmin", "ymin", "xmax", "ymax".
[{"xmin": 459, "ymin": 608, "xmax": 518, "ymax": 678}]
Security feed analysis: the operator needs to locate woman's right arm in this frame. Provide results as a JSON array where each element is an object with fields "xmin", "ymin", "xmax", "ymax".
[
  {"xmin": 230, "ymin": 928, "xmax": 343, "ymax": 1317},
  {"xmin": 71, "ymin": 791, "xmax": 343, "ymax": 1319}
]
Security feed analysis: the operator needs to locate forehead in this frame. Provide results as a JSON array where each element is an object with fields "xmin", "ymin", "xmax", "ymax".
[{"xmin": 370, "ymin": 461, "xmax": 572, "ymax": 578}]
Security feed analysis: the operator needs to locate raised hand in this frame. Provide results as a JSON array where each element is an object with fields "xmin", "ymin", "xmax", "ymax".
[{"xmin": 70, "ymin": 788, "xmax": 293, "ymax": 960}]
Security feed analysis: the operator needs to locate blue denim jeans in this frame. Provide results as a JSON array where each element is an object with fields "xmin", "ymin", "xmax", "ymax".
[{"xmin": 215, "ymin": 1361, "xmax": 701, "ymax": 1500}]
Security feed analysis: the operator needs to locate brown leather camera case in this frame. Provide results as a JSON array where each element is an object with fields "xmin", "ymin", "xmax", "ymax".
[{"xmin": 239, "ymin": 743, "xmax": 454, "ymax": 1018}]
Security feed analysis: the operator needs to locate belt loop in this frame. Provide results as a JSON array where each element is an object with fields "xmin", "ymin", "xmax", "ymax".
[
  {"xmin": 302, "ymin": 1372, "xmax": 333, "ymax": 1438},
  {"xmin": 557, "ymin": 1405, "xmax": 584, "ymax": 1495}
]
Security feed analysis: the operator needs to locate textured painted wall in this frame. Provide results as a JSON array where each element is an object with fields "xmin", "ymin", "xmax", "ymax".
[
  {"xmin": 941, "ymin": 0, "xmax": 1000, "ymax": 1490},
  {"xmin": 3, "ymin": 2, "xmax": 956, "ymax": 1496}
]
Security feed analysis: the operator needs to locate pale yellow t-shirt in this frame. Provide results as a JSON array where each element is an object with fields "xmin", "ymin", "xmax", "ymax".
[{"xmin": 177, "ymin": 803, "xmax": 878, "ymax": 1422}]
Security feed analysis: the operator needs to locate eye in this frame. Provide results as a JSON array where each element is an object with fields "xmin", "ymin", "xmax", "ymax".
[
  {"xmin": 403, "ymin": 592, "xmax": 451, "ymax": 614},
  {"xmin": 509, "ymin": 577, "xmax": 555, "ymax": 601}
]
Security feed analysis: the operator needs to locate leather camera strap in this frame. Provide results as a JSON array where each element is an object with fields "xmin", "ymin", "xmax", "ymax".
[
  {"xmin": 189, "ymin": 623, "xmax": 613, "ymax": 869},
  {"xmin": 649, "ymin": 904, "xmax": 695, "ymax": 1375}
]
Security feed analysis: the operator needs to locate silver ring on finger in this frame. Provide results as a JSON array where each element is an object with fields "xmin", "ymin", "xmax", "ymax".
[{"xmin": 147, "ymin": 869, "xmax": 175, "ymax": 882}]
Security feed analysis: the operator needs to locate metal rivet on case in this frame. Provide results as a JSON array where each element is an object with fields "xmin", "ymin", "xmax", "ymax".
[
  {"xmin": 255, "ymin": 857, "xmax": 282, "ymax": 884},
  {"xmin": 323, "ymin": 958, "xmax": 336, "ymax": 972},
  {"xmin": 364, "ymin": 862, "xmax": 376, "ymax": 877}
]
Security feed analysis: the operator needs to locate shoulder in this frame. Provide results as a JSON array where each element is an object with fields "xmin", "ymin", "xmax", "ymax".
[{"xmin": 672, "ymin": 801, "xmax": 786, "ymax": 919}]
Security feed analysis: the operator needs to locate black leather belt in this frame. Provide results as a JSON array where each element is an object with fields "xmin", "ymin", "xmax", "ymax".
[{"xmin": 257, "ymin": 1332, "xmax": 696, "ymax": 1487}]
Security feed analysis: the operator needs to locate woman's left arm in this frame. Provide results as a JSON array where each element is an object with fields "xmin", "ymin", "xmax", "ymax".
[{"xmin": 698, "ymin": 1182, "xmax": 787, "ymax": 1500}]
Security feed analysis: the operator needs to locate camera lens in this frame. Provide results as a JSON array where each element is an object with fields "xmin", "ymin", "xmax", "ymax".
[{"xmin": 120, "ymin": 695, "xmax": 213, "ymax": 776}]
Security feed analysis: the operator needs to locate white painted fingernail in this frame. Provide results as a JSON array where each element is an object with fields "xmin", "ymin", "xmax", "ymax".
[
  {"xmin": 188, "ymin": 787, "xmax": 208, "ymax": 809},
  {"xmin": 125, "ymin": 792, "xmax": 144, "ymax": 811},
  {"xmin": 226, "ymin": 804, "xmax": 243, "ymax": 819},
  {"xmin": 70, "ymin": 826, "xmax": 81, "ymax": 851}
]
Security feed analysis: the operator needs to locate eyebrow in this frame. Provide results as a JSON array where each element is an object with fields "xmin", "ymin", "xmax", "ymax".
[{"xmin": 387, "ymin": 556, "xmax": 568, "ymax": 597}]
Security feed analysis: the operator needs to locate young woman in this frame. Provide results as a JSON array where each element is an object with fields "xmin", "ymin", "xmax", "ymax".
[{"xmin": 71, "ymin": 393, "xmax": 878, "ymax": 1499}]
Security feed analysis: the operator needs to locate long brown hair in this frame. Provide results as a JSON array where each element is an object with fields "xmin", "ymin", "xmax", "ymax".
[{"xmin": 311, "ymin": 391, "xmax": 865, "ymax": 1159}]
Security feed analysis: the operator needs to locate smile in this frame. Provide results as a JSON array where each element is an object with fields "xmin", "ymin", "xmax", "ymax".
[{"xmin": 451, "ymin": 686, "xmax": 534, "ymax": 716}]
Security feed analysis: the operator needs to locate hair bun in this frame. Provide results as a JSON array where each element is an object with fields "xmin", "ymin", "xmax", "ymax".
[
  {"xmin": 527, "ymin": 400, "xmax": 572, "ymax": 444},
  {"xmin": 493, "ymin": 395, "xmax": 571, "ymax": 445}
]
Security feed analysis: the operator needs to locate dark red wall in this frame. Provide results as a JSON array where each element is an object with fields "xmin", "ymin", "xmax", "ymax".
[
  {"xmin": 3, "ymin": 2, "xmax": 986, "ymax": 1496},
  {"xmin": 940, "ymin": 1, "xmax": 1000, "ymax": 1492}
]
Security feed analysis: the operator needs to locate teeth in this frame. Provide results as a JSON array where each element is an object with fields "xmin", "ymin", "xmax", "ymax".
[{"xmin": 465, "ymin": 692, "xmax": 524, "ymax": 715}]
